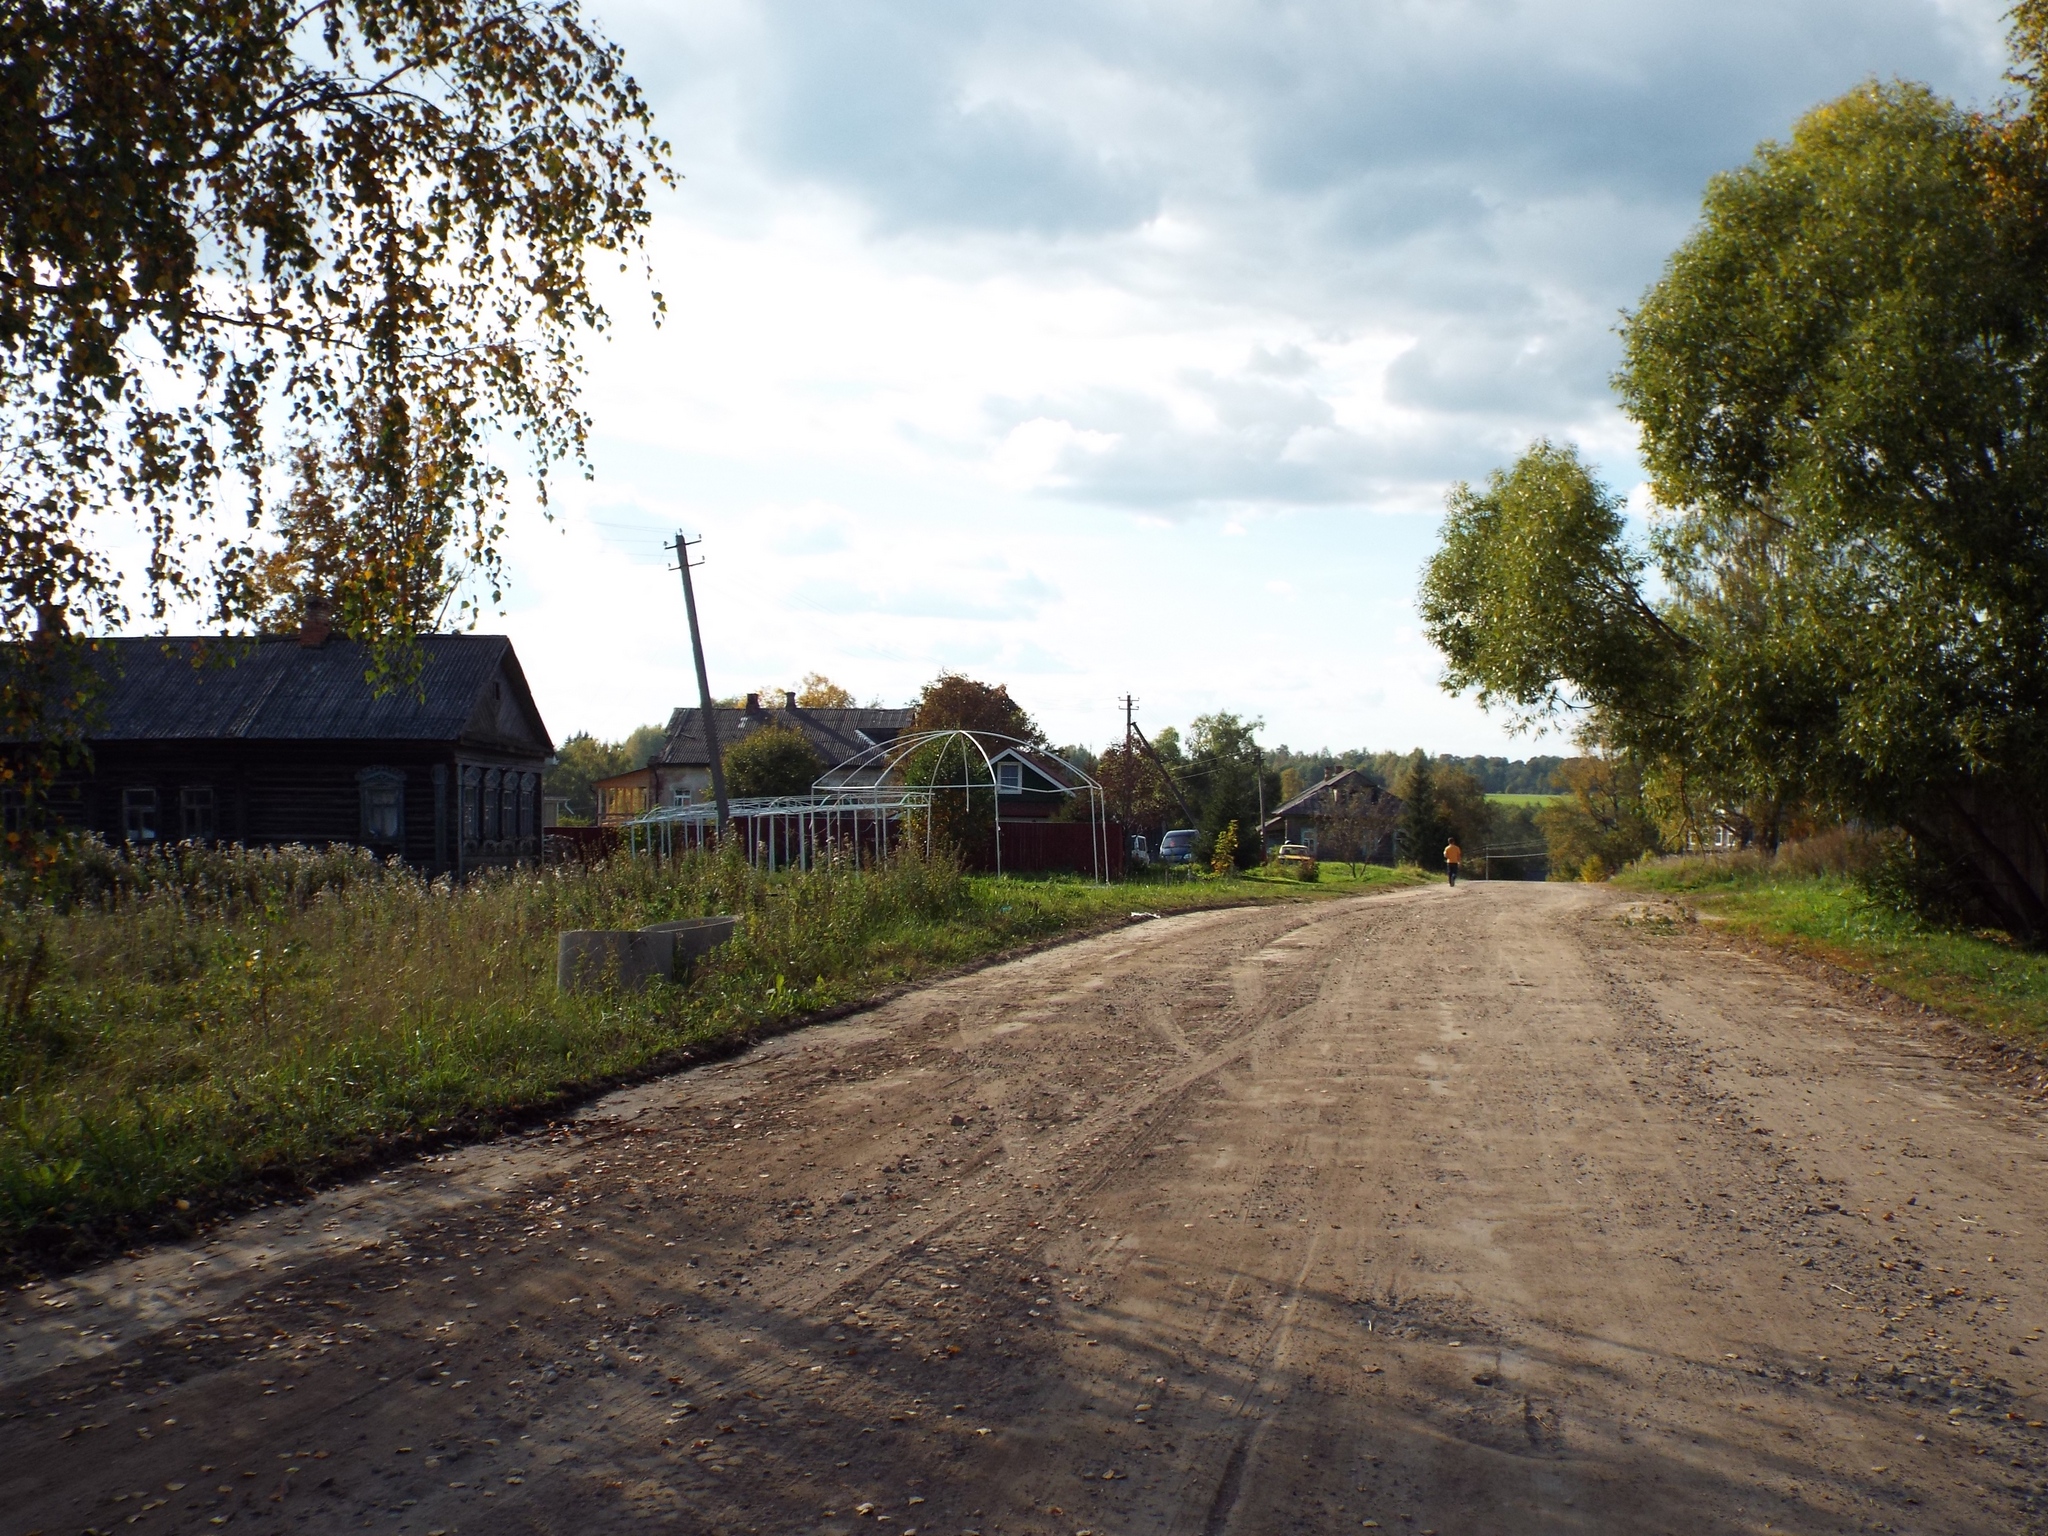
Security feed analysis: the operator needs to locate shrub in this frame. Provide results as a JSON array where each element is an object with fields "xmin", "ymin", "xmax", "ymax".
[
  {"xmin": 1776, "ymin": 826, "xmax": 1894, "ymax": 881},
  {"xmin": 1211, "ymin": 821, "xmax": 1240, "ymax": 875},
  {"xmin": 723, "ymin": 724, "xmax": 826, "ymax": 798}
]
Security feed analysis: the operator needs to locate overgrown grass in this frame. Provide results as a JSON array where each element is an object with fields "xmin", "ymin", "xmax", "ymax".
[
  {"xmin": 1486, "ymin": 792, "xmax": 1565, "ymax": 807},
  {"xmin": 0, "ymin": 841, "xmax": 1357, "ymax": 1268},
  {"xmin": 1615, "ymin": 846, "xmax": 2048, "ymax": 1039}
]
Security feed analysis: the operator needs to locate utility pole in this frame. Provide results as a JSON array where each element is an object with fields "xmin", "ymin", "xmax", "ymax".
[
  {"xmin": 1118, "ymin": 694, "xmax": 1137, "ymax": 824},
  {"xmin": 669, "ymin": 532, "xmax": 730, "ymax": 832},
  {"xmin": 1256, "ymin": 747, "xmax": 1266, "ymax": 853}
]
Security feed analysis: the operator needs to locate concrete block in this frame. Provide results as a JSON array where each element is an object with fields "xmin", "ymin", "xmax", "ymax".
[
  {"xmin": 640, "ymin": 915, "xmax": 741, "ymax": 969},
  {"xmin": 556, "ymin": 915, "xmax": 738, "ymax": 994}
]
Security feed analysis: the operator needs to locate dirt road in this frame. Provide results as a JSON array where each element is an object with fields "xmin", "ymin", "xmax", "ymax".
[{"xmin": 5, "ymin": 881, "xmax": 2048, "ymax": 1535}]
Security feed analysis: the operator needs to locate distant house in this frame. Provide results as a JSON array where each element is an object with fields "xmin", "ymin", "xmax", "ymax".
[
  {"xmin": 1262, "ymin": 769, "xmax": 1401, "ymax": 861},
  {"xmin": 5, "ymin": 623, "xmax": 553, "ymax": 875},
  {"xmin": 650, "ymin": 692, "xmax": 916, "ymax": 805},
  {"xmin": 990, "ymin": 745, "xmax": 1089, "ymax": 821},
  {"xmin": 591, "ymin": 765, "xmax": 655, "ymax": 825}
]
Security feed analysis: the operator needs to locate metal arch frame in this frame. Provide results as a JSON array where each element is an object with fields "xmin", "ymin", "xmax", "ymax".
[
  {"xmin": 826, "ymin": 728, "xmax": 1110, "ymax": 882},
  {"xmin": 621, "ymin": 728, "xmax": 1113, "ymax": 882}
]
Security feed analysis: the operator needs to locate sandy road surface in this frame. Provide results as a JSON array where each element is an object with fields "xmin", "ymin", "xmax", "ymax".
[{"xmin": 6, "ymin": 882, "xmax": 2048, "ymax": 1535}]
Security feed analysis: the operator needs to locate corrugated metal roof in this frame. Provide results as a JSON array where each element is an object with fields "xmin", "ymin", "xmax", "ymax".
[
  {"xmin": 656, "ymin": 704, "xmax": 915, "ymax": 769},
  {"xmin": 34, "ymin": 634, "xmax": 550, "ymax": 746}
]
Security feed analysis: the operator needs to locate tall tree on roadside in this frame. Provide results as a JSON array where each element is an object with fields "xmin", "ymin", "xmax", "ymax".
[
  {"xmin": 1, "ymin": 0, "xmax": 671, "ymax": 828},
  {"xmin": 1420, "ymin": 34, "xmax": 2048, "ymax": 941}
]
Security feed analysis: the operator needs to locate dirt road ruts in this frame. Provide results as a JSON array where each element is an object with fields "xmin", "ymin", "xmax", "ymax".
[{"xmin": 4, "ymin": 881, "xmax": 2047, "ymax": 1535}]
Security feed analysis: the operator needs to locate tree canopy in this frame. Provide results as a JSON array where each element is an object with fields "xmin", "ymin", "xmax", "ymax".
[
  {"xmin": 1419, "ymin": 50, "xmax": 2048, "ymax": 939},
  {"xmin": 907, "ymin": 673, "xmax": 1040, "ymax": 742},
  {"xmin": 724, "ymin": 725, "xmax": 825, "ymax": 799},
  {"xmin": 2, "ymin": 0, "xmax": 668, "ymax": 657}
]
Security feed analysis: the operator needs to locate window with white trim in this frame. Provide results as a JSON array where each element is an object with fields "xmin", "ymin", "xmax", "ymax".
[{"xmin": 996, "ymin": 761, "xmax": 1023, "ymax": 793}]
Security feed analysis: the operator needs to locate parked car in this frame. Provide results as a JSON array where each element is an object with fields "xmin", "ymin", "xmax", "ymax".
[
  {"xmin": 1272, "ymin": 842, "xmax": 1317, "ymax": 872},
  {"xmin": 1157, "ymin": 828, "xmax": 1198, "ymax": 866},
  {"xmin": 1127, "ymin": 833, "xmax": 1151, "ymax": 868}
]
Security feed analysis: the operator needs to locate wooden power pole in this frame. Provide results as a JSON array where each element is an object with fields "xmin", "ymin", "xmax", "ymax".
[
  {"xmin": 670, "ymin": 532, "xmax": 730, "ymax": 832},
  {"xmin": 1119, "ymin": 693, "xmax": 1136, "ymax": 823}
]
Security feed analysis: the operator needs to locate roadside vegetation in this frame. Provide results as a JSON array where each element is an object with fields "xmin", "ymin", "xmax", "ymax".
[
  {"xmin": 1615, "ymin": 833, "xmax": 2048, "ymax": 1040},
  {"xmin": 1418, "ymin": 11, "xmax": 2048, "ymax": 945},
  {"xmin": 0, "ymin": 838, "xmax": 1382, "ymax": 1272}
]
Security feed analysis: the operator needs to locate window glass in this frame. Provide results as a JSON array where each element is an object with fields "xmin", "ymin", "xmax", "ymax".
[
  {"xmin": 180, "ymin": 785, "xmax": 216, "ymax": 841},
  {"xmin": 996, "ymin": 762, "xmax": 1023, "ymax": 793},
  {"xmin": 359, "ymin": 769, "xmax": 404, "ymax": 845},
  {"xmin": 122, "ymin": 786, "xmax": 159, "ymax": 844}
]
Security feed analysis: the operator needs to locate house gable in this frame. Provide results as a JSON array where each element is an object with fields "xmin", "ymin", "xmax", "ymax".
[{"xmin": 457, "ymin": 648, "xmax": 554, "ymax": 759}]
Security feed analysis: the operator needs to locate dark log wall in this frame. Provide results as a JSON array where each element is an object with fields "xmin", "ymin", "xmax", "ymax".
[{"xmin": 53, "ymin": 742, "xmax": 547, "ymax": 876}]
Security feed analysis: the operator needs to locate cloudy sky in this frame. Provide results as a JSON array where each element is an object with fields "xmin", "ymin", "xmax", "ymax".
[{"xmin": 492, "ymin": 0, "xmax": 2010, "ymax": 758}]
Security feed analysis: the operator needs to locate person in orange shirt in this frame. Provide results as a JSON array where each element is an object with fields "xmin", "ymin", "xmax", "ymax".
[{"xmin": 1444, "ymin": 839, "xmax": 1463, "ymax": 885}]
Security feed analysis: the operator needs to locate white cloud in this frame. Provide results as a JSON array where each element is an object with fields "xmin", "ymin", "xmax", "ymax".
[{"xmin": 122, "ymin": 0, "xmax": 2020, "ymax": 761}]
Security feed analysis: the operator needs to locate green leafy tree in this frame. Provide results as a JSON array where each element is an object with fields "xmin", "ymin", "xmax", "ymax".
[
  {"xmin": 1, "ymin": 0, "xmax": 670, "ymax": 826},
  {"xmin": 908, "ymin": 673, "xmax": 1040, "ymax": 741},
  {"xmin": 1434, "ymin": 763, "xmax": 1494, "ymax": 852},
  {"xmin": 724, "ymin": 725, "xmax": 825, "ymax": 798},
  {"xmin": 900, "ymin": 733, "xmax": 995, "ymax": 862},
  {"xmin": 1188, "ymin": 712, "xmax": 1271, "ymax": 869},
  {"xmin": 1420, "ymin": 40, "xmax": 2048, "ymax": 940},
  {"xmin": 1537, "ymin": 756, "xmax": 1660, "ymax": 880},
  {"xmin": 543, "ymin": 724, "xmax": 665, "ymax": 821}
]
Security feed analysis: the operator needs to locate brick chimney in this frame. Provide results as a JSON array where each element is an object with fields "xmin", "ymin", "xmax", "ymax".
[
  {"xmin": 299, "ymin": 595, "xmax": 336, "ymax": 648},
  {"xmin": 784, "ymin": 689, "xmax": 798, "ymax": 709},
  {"xmin": 744, "ymin": 691, "xmax": 760, "ymax": 713}
]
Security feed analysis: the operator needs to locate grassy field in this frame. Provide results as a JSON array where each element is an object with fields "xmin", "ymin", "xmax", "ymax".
[
  {"xmin": 0, "ymin": 842, "xmax": 1409, "ymax": 1271},
  {"xmin": 1486, "ymin": 793, "xmax": 1565, "ymax": 807},
  {"xmin": 1614, "ymin": 854, "xmax": 2048, "ymax": 1040}
]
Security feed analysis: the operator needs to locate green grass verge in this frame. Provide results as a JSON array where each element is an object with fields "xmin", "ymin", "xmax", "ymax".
[
  {"xmin": 1236, "ymin": 861, "xmax": 1433, "ymax": 892},
  {"xmin": 0, "ymin": 843, "xmax": 1397, "ymax": 1269},
  {"xmin": 1614, "ymin": 857, "xmax": 2048, "ymax": 1039},
  {"xmin": 1486, "ymin": 793, "xmax": 1565, "ymax": 807}
]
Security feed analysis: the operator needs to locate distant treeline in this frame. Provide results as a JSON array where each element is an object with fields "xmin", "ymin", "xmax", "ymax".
[{"xmin": 1268, "ymin": 747, "xmax": 1565, "ymax": 797}]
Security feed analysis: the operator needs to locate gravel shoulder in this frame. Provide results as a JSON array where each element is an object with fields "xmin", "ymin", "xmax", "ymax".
[{"xmin": 4, "ymin": 880, "xmax": 2046, "ymax": 1535}]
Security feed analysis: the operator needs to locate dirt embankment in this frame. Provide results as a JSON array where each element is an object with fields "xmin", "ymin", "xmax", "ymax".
[{"xmin": 4, "ymin": 881, "xmax": 2047, "ymax": 1534}]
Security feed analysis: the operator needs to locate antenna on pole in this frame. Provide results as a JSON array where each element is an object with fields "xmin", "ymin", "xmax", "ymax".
[{"xmin": 668, "ymin": 532, "xmax": 730, "ymax": 833}]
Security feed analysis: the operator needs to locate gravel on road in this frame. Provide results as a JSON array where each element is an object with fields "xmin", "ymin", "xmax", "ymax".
[{"xmin": 4, "ymin": 880, "xmax": 2046, "ymax": 1535}]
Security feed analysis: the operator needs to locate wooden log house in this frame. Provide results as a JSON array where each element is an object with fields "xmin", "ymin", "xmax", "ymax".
[{"xmin": 5, "ymin": 620, "xmax": 554, "ymax": 876}]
